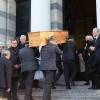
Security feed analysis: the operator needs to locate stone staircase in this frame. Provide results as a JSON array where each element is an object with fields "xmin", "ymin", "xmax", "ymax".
[{"xmin": 18, "ymin": 82, "xmax": 100, "ymax": 100}]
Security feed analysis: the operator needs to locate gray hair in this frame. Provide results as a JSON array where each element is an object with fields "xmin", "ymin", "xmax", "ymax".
[
  {"xmin": 93, "ymin": 27, "xmax": 100, "ymax": 34},
  {"xmin": 48, "ymin": 36, "xmax": 56, "ymax": 41}
]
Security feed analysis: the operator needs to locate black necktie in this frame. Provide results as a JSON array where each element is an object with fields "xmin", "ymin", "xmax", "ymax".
[
  {"xmin": 94, "ymin": 38, "xmax": 96, "ymax": 41},
  {"xmin": 93, "ymin": 38, "xmax": 96, "ymax": 45}
]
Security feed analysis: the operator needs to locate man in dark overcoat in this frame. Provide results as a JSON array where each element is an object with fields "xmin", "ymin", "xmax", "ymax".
[
  {"xmin": 62, "ymin": 35, "xmax": 77, "ymax": 89},
  {"xmin": 39, "ymin": 36, "xmax": 62, "ymax": 100},
  {"xmin": 89, "ymin": 28, "xmax": 100, "ymax": 89},
  {"xmin": 19, "ymin": 44, "xmax": 38, "ymax": 100}
]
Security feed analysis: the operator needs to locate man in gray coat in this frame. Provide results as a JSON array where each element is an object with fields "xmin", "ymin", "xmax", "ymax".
[
  {"xmin": 19, "ymin": 44, "xmax": 39, "ymax": 100},
  {"xmin": 39, "ymin": 36, "xmax": 62, "ymax": 100}
]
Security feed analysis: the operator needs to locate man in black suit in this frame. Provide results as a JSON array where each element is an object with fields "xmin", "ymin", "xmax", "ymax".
[
  {"xmin": 62, "ymin": 35, "xmax": 77, "ymax": 89},
  {"xmin": 8, "ymin": 39, "xmax": 20, "ymax": 100},
  {"xmin": 89, "ymin": 28, "xmax": 100, "ymax": 89}
]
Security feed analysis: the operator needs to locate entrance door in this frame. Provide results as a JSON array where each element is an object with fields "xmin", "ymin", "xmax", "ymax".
[
  {"xmin": 63, "ymin": 0, "xmax": 96, "ymax": 80},
  {"xmin": 63, "ymin": 0, "xmax": 96, "ymax": 49}
]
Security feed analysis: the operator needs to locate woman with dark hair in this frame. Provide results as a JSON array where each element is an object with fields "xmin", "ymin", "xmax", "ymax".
[{"xmin": 83, "ymin": 35, "xmax": 93, "ymax": 85}]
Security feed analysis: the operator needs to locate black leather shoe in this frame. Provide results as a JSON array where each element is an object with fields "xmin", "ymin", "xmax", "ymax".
[
  {"xmin": 88, "ymin": 86, "xmax": 95, "ymax": 89},
  {"xmin": 88, "ymin": 87, "xmax": 93, "ymax": 89},
  {"xmin": 84, "ymin": 82, "xmax": 89, "ymax": 85},
  {"xmin": 66, "ymin": 86, "xmax": 71, "ymax": 89},
  {"xmin": 70, "ymin": 82, "xmax": 75, "ymax": 86},
  {"xmin": 52, "ymin": 86, "xmax": 56, "ymax": 89}
]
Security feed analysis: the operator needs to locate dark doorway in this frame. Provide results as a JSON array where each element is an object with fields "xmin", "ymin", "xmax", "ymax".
[
  {"xmin": 63, "ymin": 0, "xmax": 96, "ymax": 49},
  {"xmin": 63, "ymin": 0, "xmax": 96, "ymax": 81},
  {"xmin": 16, "ymin": 0, "xmax": 31, "ymax": 36}
]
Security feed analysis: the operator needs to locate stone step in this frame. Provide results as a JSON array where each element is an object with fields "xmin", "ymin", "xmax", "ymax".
[
  {"xmin": 2, "ymin": 82, "xmax": 100, "ymax": 100},
  {"xmin": 18, "ymin": 82, "xmax": 100, "ymax": 100},
  {"xmin": 19, "ymin": 96, "xmax": 100, "ymax": 100}
]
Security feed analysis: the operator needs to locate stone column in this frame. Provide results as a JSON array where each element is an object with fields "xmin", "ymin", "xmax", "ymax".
[
  {"xmin": 0, "ymin": 0, "xmax": 6, "ymax": 44},
  {"xmin": 0, "ymin": 0, "xmax": 16, "ymax": 45},
  {"xmin": 31, "ymin": 0, "xmax": 51, "ymax": 32},
  {"xmin": 7, "ymin": 0, "xmax": 16, "ymax": 41},
  {"xmin": 96, "ymin": 0, "xmax": 100, "ymax": 28},
  {"xmin": 51, "ymin": 0, "xmax": 63, "ymax": 30}
]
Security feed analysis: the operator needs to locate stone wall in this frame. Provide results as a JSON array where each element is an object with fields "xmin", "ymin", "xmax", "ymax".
[{"xmin": 0, "ymin": 0, "xmax": 16, "ymax": 45}]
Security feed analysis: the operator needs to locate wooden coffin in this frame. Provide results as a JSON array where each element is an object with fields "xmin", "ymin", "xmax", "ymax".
[{"xmin": 28, "ymin": 31, "xmax": 69, "ymax": 47}]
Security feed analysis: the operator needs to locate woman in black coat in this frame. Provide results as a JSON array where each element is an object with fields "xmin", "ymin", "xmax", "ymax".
[
  {"xmin": 0, "ymin": 50, "xmax": 12, "ymax": 100},
  {"xmin": 83, "ymin": 35, "xmax": 93, "ymax": 85}
]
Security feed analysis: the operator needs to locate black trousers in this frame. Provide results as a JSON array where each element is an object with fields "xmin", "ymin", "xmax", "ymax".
[
  {"xmin": 85, "ymin": 65, "xmax": 90, "ymax": 83},
  {"xmin": 43, "ymin": 70, "xmax": 56, "ymax": 100},
  {"xmin": 24, "ymin": 70, "xmax": 35, "ymax": 100},
  {"xmin": 11, "ymin": 77, "xmax": 19, "ymax": 100},
  {"xmin": 63, "ymin": 60, "xmax": 77, "ymax": 86},
  {"xmin": 90, "ymin": 61, "xmax": 100, "ymax": 88},
  {"xmin": 55, "ymin": 61, "xmax": 63, "ymax": 83}
]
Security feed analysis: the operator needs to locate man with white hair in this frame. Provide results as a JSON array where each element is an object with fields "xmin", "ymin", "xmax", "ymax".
[
  {"xmin": 19, "ymin": 35, "xmax": 27, "ymax": 49},
  {"xmin": 88, "ymin": 27, "xmax": 100, "ymax": 89},
  {"xmin": 18, "ymin": 35, "xmax": 27, "ymax": 89}
]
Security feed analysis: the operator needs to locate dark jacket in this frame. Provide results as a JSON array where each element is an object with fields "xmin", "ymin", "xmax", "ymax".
[
  {"xmin": 18, "ymin": 42, "xmax": 25, "ymax": 49},
  {"xmin": 94, "ymin": 36, "xmax": 100, "ymax": 61},
  {"xmin": 39, "ymin": 43, "xmax": 62, "ymax": 70},
  {"xmin": 62, "ymin": 39, "xmax": 76, "ymax": 61},
  {"xmin": 86, "ymin": 36, "xmax": 100, "ymax": 73},
  {"xmin": 8, "ymin": 47, "xmax": 20, "ymax": 78},
  {"xmin": 0, "ymin": 57, "xmax": 12, "ymax": 89},
  {"xmin": 83, "ymin": 40, "xmax": 93, "ymax": 65},
  {"xmin": 19, "ymin": 45, "xmax": 38, "ymax": 72}
]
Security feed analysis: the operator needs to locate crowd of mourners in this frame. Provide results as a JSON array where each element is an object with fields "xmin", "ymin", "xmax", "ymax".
[{"xmin": 0, "ymin": 27, "xmax": 100, "ymax": 100}]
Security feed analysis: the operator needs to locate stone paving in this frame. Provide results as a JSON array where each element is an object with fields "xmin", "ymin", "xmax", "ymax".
[{"xmin": 18, "ymin": 81, "xmax": 100, "ymax": 100}]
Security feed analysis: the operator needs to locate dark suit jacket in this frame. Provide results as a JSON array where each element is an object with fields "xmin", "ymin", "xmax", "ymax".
[
  {"xmin": 94, "ymin": 36, "xmax": 100, "ymax": 61},
  {"xmin": 19, "ymin": 45, "xmax": 38, "ymax": 72},
  {"xmin": 39, "ymin": 43, "xmax": 62, "ymax": 70},
  {"xmin": 87, "ymin": 36, "xmax": 100, "ymax": 73},
  {"xmin": 62, "ymin": 39, "xmax": 76, "ymax": 61},
  {"xmin": 8, "ymin": 47, "xmax": 20, "ymax": 77},
  {"xmin": 0, "ymin": 57, "xmax": 12, "ymax": 89},
  {"xmin": 83, "ymin": 40, "xmax": 94, "ymax": 65}
]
